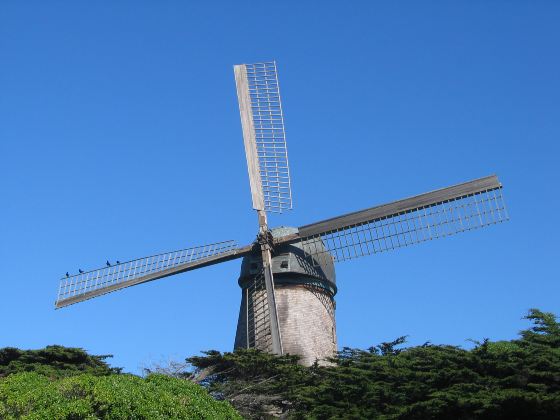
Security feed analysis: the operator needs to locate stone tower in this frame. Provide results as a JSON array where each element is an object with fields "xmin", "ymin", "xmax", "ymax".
[{"xmin": 234, "ymin": 227, "xmax": 337, "ymax": 366}]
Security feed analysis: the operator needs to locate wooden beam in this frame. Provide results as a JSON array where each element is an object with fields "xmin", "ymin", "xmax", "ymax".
[
  {"xmin": 56, "ymin": 244, "xmax": 254, "ymax": 309},
  {"xmin": 274, "ymin": 175, "xmax": 502, "ymax": 242},
  {"xmin": 234, "ymin": 64, "xmax": 265, "ymax": 211}
]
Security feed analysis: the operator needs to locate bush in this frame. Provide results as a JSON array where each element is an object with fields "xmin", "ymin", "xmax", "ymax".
[{"xmin": 0, "ymin": 372, "xmax": 241, "ymax": 419}]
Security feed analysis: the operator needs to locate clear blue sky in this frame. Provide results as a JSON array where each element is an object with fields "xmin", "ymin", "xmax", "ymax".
[{"xmin": 1, "ymin": 1, "xmax": 558, "ymax": 374}]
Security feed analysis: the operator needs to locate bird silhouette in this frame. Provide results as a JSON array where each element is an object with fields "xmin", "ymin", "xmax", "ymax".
[
  {"xmin": 79, "ymin": 269, "xmax": 84, "ymax": 274},
  {"xmin": 65, "ymin": 272, "xmax": 69, "ymax": 278},
  {"xmin": 116, "ymin": 260, "xmax": 121, "ymax": 264},
  {"xmin": 106, "ymin": 260, "xmax": 111, "ymax": 267}
]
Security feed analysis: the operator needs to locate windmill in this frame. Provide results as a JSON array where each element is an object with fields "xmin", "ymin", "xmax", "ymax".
[{"xmin": 56, "ymin": 61, "xmax": 509, "ymax": 366}]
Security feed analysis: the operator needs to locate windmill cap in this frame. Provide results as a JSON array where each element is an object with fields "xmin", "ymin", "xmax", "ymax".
[
  {"xmin": 238, "ymin": 226, "xmax": 337, "ymax": 295},
  {"xmin": 270, "ymin": 226, "xmax": 299, "ymax": 238}
]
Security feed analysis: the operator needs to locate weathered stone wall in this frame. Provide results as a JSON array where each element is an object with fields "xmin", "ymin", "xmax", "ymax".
[
  {"xmin": 234, "ymin": 283, "xmax": 337, "ymax": 366},
  {"xmin": 275, "ymin": 284, "xmax": 337, "ymax": 366}
]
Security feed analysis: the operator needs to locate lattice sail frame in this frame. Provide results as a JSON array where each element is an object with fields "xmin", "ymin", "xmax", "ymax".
[
  {"xmin": 234, "ymin": 61, "xmax": 292, "ymax": 213},
  {"xmin": 285, "ymin": 177, "xmax": 508, "ymax": 267},
  {"xmin": 56, "ymin": 241, "xmax": 239, "ymax": 307},
  {"xmin": 245, "ymin": 267, "xmax": 274, "ymax": 352}
]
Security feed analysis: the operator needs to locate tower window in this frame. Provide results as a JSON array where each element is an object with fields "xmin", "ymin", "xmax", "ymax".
[{"xmin": 280, "ymin": 260, "xmax": 289, "ymax": 269}]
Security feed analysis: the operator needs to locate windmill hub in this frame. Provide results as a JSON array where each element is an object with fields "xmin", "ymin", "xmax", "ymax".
[
  {"xmin": 235, "ymin": 227, "xmax": 338, "ymax": 365},
  {"xmin": 256, "ymin": 229, "xmax": 275, "ymax": 252}
]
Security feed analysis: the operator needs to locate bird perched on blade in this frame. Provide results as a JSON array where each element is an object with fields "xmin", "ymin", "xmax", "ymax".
[
  {"xmin": 116, "ymin": 260, "xmax": 120, "ymax": 264},
  {"xmin": 65, "ymin": 272, "xmax": 69, "ymax": 278},
  {"xmin": 106, "ymin": 260, "xmax": 111, "ymax": 267},
  {"xmin": 79, "ymin": 269, "xmax": 84, "ymax": 274}
]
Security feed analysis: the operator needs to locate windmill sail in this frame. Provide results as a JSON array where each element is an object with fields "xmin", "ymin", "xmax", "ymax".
[
  {"xmin": 245, "ymin": 267, "xmax": 276, "ymax": 351},
  {"xmin": 234, "ymin": 61, "xmax": 292, "ymax": 213},
  {"xmin": 274, "ymin": 175, "xmax": 508, "ymax": 267},
  {"xmin": 56, "ymin": 241, "xmax": 251, "ymax": 308},
  {"xmin": 234, "ymin": 60, "xmax": 290, "ymax": 355}
]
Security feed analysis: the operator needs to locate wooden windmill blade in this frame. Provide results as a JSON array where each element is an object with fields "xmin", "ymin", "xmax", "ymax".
[
  {"xmin": 55, "ymin": 240, "xmax": 252, "ymax": 309},
  {"xmin": 274, "ymin": 175, "xmax": 508, "ymax": 267},
  {"xmin": 234, "ymin": 61, "xmax": 292, "ymax": 213},
  {"xmin": 233, "ymin": 61, "xmax": 293, "ymax": 355}
]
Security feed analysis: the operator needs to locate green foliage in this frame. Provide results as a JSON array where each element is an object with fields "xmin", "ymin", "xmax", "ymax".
[
  {"xmin": 520, "ymin": 308, "xmax": 560, "ymax": 348},
  {"xmin": 0, "ymin": 345, "xmax": 120, "ymax": 378},
  {"xmin": 186, "ymin": 350, "xmax": 307, "ymax": 418},
  {"xmin": 185, "ymin": 309, "xmax": 560, "ymax": 419},
  {"xmin": 2, "ymin": 309, "xmax": 558, "ymax": 419},
  {"xmin": 0, "ymin": 345, "xmax": 241, "ymax": 418},
  {"xmin": 0, "ymin": 372, "xmax": 241, "ymax": 419}
]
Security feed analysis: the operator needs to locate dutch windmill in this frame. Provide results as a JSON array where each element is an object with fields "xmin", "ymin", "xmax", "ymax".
[{"xmin": 56, "ymin": 61, "xmax": 509, "ymax": 365}]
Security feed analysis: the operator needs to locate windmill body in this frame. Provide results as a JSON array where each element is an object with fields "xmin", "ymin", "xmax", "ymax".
[
  {"xmin": 55, "ymin": 61, "xmax": 509, "ymax": 366},
  {"xmin": 234, "ymin": 227, "xmax": 337, "ymax": 366}
]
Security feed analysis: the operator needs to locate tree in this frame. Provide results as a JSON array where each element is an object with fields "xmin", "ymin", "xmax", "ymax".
[
  {"xmin": 0, "ymin": 345, "xmax": 120, "ymax": 378},
  {"xmin": 519, "ymin": 309, "xmax": 560, "ymax": 348},
  {"xmin": 184, "ymin": 309, "xmax": 560, "ymax": 419},
  {"xmin": 185, "ymin": 350, "xmax": 305, "ymax": 419}
]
